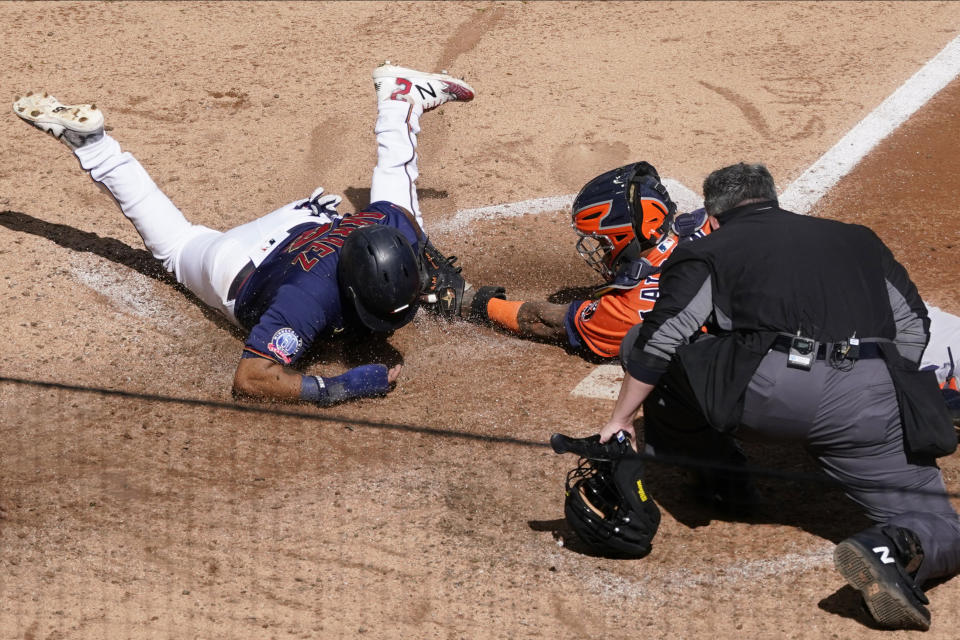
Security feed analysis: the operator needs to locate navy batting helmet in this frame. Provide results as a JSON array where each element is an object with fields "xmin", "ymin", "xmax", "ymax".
[{"xmin": 338, "ymin": 225, "xmax": 421, "ymax": 333}]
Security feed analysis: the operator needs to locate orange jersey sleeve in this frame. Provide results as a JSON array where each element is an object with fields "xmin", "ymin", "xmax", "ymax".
[{"xmin": 570, "ymin": 275, "xmax": 661, "ymax": 358}]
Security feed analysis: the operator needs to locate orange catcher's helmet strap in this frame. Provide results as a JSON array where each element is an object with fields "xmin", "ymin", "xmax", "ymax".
[{"xmin": 628, "ymin": 173, "xmax": 677, "ymax": 251}]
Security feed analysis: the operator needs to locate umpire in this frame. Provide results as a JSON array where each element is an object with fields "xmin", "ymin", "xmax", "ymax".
[{"xmin": 599, "ymin": 162, "xmax": 960, "ymax": 630}]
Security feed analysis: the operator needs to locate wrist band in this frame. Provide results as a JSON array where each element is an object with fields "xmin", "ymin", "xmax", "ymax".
[
  {"xmin": 487, "ymin": 298, "xmax": 523, "ymax": 333},
  {"xmin": 300, "ymin": 365, "xmax": 390, "ymax": 407},
  {"xmin": 300, "ymin": 375, "xmax": 330, "ymax": 405}
]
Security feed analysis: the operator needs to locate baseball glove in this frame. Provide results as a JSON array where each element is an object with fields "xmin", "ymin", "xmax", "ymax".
[{"xmin": 419, "ymin": 239, "xmax": 467, "ymax": 318}]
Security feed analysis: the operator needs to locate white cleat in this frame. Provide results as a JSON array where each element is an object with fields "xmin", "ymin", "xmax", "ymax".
[
  {"xmin": 13, "ymin": 91, "xmax": 104, "ymax": 148},
  {"xmin": 372, "ymin": 63, "xmax": 475, "ymax": 111}
]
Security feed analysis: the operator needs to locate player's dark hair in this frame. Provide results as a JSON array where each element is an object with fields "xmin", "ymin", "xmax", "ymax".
[{"xmin": 702, "ymin": 163, "xmax": 777, "ymax": 217}]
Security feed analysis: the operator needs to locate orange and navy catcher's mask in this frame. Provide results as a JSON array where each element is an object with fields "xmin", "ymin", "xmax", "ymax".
[{"xmin": 571, "ymin": 161, "xmax": 678, "ymax": 282}]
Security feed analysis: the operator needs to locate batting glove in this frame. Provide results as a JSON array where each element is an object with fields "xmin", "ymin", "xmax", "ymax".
[{"xmin": 303, "ymin": 186, "xmax": 342, "ymax": 217}]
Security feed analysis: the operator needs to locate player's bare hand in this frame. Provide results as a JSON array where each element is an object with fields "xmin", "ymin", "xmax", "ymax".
[{"xmin": 387, "ymin": 364, "xmax": 403, "ymax": 385}]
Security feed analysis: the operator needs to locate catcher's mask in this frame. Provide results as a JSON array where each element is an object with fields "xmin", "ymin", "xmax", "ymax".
[
  {"xmin": 338, "ymin": 225, "xmax": 421, "ymax": 333},
  {"xmin": 571, "ymin": 162, "xmax": 677, "ymax": 282},
  {"xmin": 556, "ymin": 433, "xmax": 661, "ymax": 557}
]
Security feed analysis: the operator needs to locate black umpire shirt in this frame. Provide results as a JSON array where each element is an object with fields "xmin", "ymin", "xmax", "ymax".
[{"xmin": 625, "ymin": 200, "xmax": 930, "ymax": 431}]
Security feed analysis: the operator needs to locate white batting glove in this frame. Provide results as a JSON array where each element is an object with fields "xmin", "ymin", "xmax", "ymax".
[{"xmin": 304, "ymin": 186, "xmax": 342, "ymax": 217}]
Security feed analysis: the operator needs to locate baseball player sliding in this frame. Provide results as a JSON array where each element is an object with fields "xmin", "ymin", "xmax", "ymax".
[{"xmin": 13, "ymin": 63, "xmax": 474, "ymax": 407}]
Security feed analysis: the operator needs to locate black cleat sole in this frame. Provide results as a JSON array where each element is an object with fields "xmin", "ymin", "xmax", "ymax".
[{"xmin": 835, "ymin": 538, "xmax": 931, "ymax": 631}]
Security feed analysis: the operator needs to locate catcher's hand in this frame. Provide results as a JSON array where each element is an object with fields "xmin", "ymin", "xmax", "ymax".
[{"xmin": 419, "ymin": 240, "xmax": 467, "ymax": 318}]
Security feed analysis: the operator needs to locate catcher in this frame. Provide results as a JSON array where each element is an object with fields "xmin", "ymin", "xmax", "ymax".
[
  {"xmin": 13, "ymin": 63, "xmax": 478, "ymax": 407},
  {"xmin": 454, "ymin": 162, "xmax": 711, "ymax": 357}
]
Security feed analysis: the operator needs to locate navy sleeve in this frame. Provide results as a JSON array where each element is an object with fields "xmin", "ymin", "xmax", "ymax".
[{"xmin": 242, "ymin": 284, "xmax": 332, "ymax": 365}]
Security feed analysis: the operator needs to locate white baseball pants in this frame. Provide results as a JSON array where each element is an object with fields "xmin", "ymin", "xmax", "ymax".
[{"xmin": 72, "ymin": 99, "xmax": 426, "ymax": 325}]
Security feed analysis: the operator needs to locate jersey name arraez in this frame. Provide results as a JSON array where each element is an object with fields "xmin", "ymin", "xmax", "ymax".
[
  {"xmin": 234, "ymin": 202, "xmax": 420, "ymax": 365},
  {"xmin": 286, "ymin": 212, "xmax": 386, "ymax": 271}
]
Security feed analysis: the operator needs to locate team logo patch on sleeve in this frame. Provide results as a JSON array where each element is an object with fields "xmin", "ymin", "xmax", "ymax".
[
  {"xmin": 267, "ymin": 328, "xmax": 302, "ymax": 364},
  {"xmin": 580, "ymin": 300, "xmax": 600, "ymax": 322}
]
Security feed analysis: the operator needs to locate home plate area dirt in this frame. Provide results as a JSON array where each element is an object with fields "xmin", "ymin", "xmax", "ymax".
[{"xmin": 2, "ymin": 2, "xmax": 960, "ymax": 638}]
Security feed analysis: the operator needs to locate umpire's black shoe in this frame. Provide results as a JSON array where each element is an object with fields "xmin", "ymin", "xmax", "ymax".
[{"xmin": 834, "ymin": 525, "xmax": 930, "ymax": 631}]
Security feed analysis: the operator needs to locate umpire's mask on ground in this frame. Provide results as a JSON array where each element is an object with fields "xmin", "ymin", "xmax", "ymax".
[
  {"xmin": 338, "ymin": 225, "xmax": 421, "ymax": 333},
  {"xmin": 563, "ymin": 446, "xmax": 661, "ymax": 557}
]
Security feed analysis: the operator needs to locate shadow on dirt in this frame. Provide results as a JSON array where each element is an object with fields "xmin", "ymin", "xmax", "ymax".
[
  {"xmin": 548, "ymin": 285, "xmax": 595, "ymax": 305},
  {"xmin": 342, "ymin": 187, "xmax": 449, "ymax": 213},
  {"xmin": 536, "ymin": 436, "xmax": 874, "ymax": 561},
  {"xmin": 0, "ymin": 209, "xmax": 244, "ymax": 339},
  {"xmin": 819, "ymin": 574, "xmax": 950, "ymax": 627},
  {"xmin": 645, "ymin": 439, "xmax": 872, "ymax": 542},
  {"xmin": 818, "ymin": 586, "xmax": 883, "ymax": 628}
]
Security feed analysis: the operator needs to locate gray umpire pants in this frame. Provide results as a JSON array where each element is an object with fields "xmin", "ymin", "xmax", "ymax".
[{"xmin": 622, "ymin": 326, "xmax": 960, "ymax": 585}]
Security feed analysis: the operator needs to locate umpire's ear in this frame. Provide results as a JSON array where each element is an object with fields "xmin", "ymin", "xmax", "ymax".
[{"xmin": 708, "ymin": 215, "xmax": 721, "ymax": 231}]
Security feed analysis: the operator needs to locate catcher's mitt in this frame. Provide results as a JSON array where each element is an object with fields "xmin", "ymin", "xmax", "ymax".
[{"xmin": 419, "ymin": 239, "xmax": 467, "ymax": 318}]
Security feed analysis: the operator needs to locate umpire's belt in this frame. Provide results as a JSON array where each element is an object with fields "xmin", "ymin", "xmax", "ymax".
[
  {"xmin": 227, "ymin": 260, "xmax": 257, "ymax": 301},
  {"xmin": 770, "ymin": 335, "xmax": 884, "ymax": 360}
]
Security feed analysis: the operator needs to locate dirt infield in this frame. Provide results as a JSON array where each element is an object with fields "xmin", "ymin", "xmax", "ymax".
[{"xmin": 2, "ymin": 2, "xmax": 960, "ymax": 638}]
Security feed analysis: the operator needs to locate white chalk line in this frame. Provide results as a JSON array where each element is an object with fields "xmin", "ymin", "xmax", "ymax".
[
  {"xmin": 431, "ymin": 179, "xmax": 703, "ymax": 236},
  {"xmin": 441, "ymin": 33, "xmax": 960, "ymax": 240},
  {"xmin": 69, "ymin": 254, "xmax": 191, "ymax": 336},
  {"xmin": 440, "ymin": 34, "xmax": 960, "ymax": 240},
  {"xmin": 550, "ymin": 544, "xmax": 836, "ymax": 603},
  {"xmin": 779, "ymin": 34, "xmax": 960, "ymax": 214}
]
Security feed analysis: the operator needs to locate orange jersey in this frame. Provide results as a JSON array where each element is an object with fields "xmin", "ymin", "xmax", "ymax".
[
  {"xmin": 568, "ymin": 274, "xmax": 661, "ymax": 358},
  {"xmin": 565, "ymin": 215, "xmax": 713, "ymax": 359}
]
